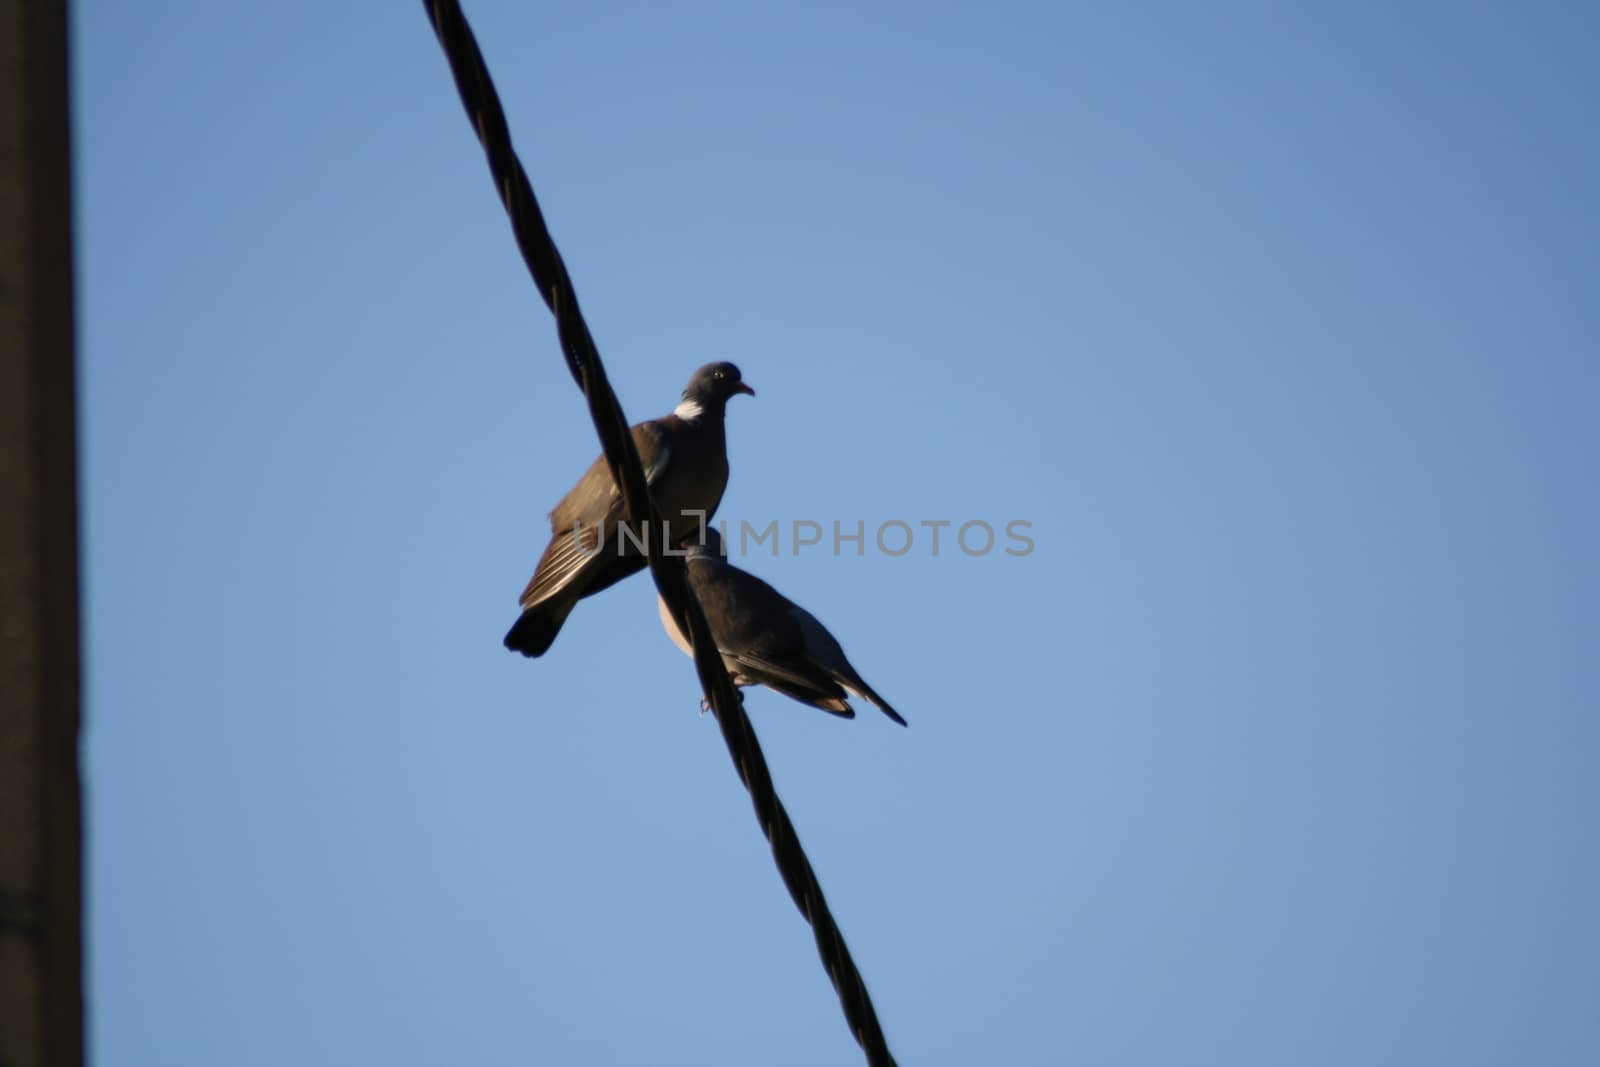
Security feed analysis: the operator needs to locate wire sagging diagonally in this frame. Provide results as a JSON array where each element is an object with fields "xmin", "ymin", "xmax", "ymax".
[{"xmin": 421, "ymin": 3, "xmax": 900, "ymax": 1064}]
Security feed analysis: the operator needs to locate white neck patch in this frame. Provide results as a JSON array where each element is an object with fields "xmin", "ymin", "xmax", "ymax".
[{"xmin": 673, "ymin": 397, "xmax": 704, "ymax": 421}]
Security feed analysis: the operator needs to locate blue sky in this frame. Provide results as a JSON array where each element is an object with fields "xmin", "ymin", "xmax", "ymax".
[{"xmin": 77, "ymin": 2, "xmax": 1597, "ymax": 1064}]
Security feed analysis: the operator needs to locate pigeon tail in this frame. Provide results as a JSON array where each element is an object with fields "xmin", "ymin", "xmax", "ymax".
[
  {"xmin": 503, "ymin": 599, "xmax": 575, "ymax": 658},
  {"xmin": 846, "ymin": 678, "xmax": 907, "ymax": 726}
]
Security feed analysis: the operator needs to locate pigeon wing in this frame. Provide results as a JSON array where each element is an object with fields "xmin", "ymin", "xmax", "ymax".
[
  {"xmin": 790, "ymin": 604, "xmax": 907, "ymax": 725},
  {"xmin": 520, "ymin": 421, "xmax": 672, "ymax": 608},
  {"xmin": 547, "ymin": 420, "xmax": 672, "ymax": 531},
  {"xmin": 690, "ymin": 558, "xmax": 855, "ymax": 714}
]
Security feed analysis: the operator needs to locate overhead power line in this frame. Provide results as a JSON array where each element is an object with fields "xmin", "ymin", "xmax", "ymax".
[{"xmin": 421, "ymin": 4, "xmax": 900, "ymax": 1064}]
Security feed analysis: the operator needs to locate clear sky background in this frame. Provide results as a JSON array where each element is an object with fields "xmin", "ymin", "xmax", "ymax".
[{"xmin": 76, "ymin": 2, "xmax": 1597, "ymax": 1065}]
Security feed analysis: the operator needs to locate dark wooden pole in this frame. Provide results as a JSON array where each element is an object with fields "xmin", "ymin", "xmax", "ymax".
[{"xmin": 0, "ymin": 0, "xmax": 86, "ymax": 1064}]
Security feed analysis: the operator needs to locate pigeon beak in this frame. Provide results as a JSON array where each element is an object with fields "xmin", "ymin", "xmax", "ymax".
[{"xmin": 734, "ymin": 382, "xmax": 756, "ymax": 397}]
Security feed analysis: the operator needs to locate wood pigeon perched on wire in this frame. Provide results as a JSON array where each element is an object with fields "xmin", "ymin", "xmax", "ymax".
[
  {"xmin": 505, "ymin": 362, "xmax": 754, "ymax": 657},
  {"xmin": 658, "ymin": 528, "xmax": 908, "ymax": 725}
]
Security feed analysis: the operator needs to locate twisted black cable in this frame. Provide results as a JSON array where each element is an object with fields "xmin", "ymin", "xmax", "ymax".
[{"xmin": 422, "ymin": 4, "xmax": 899, "ymax": 1064}]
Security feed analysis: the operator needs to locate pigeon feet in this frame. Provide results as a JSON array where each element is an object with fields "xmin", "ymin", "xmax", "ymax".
[{"xmin": 698, "ymin": 689, "xmax": 746, "ymax": 715}]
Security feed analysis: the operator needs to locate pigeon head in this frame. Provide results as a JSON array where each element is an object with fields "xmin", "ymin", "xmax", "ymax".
[{"xmin": 675, "ymin": 362, "xmax": 754, "ymax": 420}]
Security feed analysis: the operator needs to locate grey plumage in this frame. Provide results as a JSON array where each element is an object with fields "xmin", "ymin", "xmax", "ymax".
[
  {"xmin": 505, "ymin": 362, "xmax": 753, "ymax": 657},
  {"xmin": 659, "ymin": 529, "xmax": 907, "ymax": 725}
]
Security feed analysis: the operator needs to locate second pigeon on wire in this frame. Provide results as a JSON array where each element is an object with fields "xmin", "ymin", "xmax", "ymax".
[{"xmin": 657, "ymin": 528, "xmax": 907, "ymax": 726}]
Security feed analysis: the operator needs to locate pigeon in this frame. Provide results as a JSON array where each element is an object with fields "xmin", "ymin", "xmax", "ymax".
[
  {"xmin": 658, "ymin": 528, "xmax": 907, "ymax": 725},
  {"xmin": 505, "ymin": 362, "xmax": 754, "ymax": 657}
]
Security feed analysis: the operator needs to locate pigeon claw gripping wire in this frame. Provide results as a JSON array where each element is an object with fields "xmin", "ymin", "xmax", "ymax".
[{"xmin": 699, "ymin": 687, "xmax": 745, "ymax": 716}]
